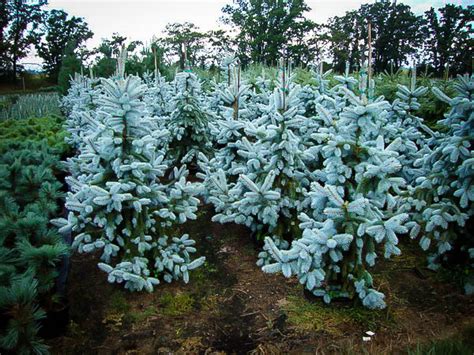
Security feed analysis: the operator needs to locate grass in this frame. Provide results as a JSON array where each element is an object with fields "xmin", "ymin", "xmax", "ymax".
[
  {"xmin": 282, "ymin": 294, "xmax": 389, "ymax": 336},
  {"xmin": 158, "ymin": 292, "xmax": 194, "ymax": 317},
  {"xmin": 128, "ymin": 307, "xmax": 158, "ymax": 323},
  {"xmin": 105, "ymin": 291, "xmax": 158, "ymax": 326},
  {"xmin": 104, "ymin": 290, "xmax": 198, "ymax": 340},
  {"xmin": 190, "ymin": 261, "xmax": 219, "ymax": 287},
  {"xmin": 408, "ymin": 323, "xmax": 474, "ymax": 355},
  {"xmin": 409, "ymin": 340, "xmax": 473, "ymax": 355},
  {"xmin": 108, "ymin": 292, "xmax": 131, "ymax": 313},
  {"xmin": 102, "ymin": 292, "xmax": 130, "ymax": 331}
]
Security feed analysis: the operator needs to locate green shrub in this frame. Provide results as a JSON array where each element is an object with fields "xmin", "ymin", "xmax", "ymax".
[
  {"xmin": 0, "ymin": 143, "xmax": 69, "ymax": 353},
  {"xmin": 0, "ymin": 117, "xmax": 69, "ymax": 354},
  {"xmin": 0, "ymin": 115, "xmax": 69, "ymax": 155}
]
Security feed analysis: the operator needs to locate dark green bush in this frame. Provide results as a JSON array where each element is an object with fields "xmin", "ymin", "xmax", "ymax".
[
  {"xmin": 0, "ymin": 117, "xmax": 69, "ymax": 354},
  {"xmin": 0, "ymin": 115, "xmax": 70, "ymax": 156}
]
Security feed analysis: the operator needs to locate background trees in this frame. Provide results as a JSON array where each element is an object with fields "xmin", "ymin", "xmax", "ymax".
[
  {"xmin": 323, "ymin": 1, "xmax": 471, "ymax": 75},
  {"xmin": 0, "ymin": 0, "xmax": 46, "ymax": 82},
  {"xmin": 145, "ymin": 23, "xmax": 234, "ymax": 70},
  {"xmin": 0, "ymin": 0, "xmax": 472, "ymax": 86},
  {"xmin": 35, "ymin": 9, "xmax": 93, "ymax": 82},
  {"xmin": 221, "ymin": 0, "xmax": 316, "ymax": 66},
  {"xmin": 92, "ymin": 34, "xmax": 135, "ymax": 77},
  {"xmin": 363, "ymin": 1, "xmax": 423, "ymax": 72},
  {"xmin": 159, "ymin": 22, "xmax": 205, "ymax": 69},
  {"xmin": 57, "ymin": 41, "xmax": 82, "ymax": 94},
  {"xmin": 202, "ymin": 29, "xmax": 234, "ymax": 69},
  {"xmin": 422, "ymin": 5, "xmax": 473, "ymax": 76},
  {"xmin": 0, "ymin": 1, "xmax": 10, "ymax": 71},
  {"xmin": 325, "ymin": 1, "xmax": 423, "ymax": 73},
  {"xmin": 0, "ymin": 0, "xmax": 93, "ymax": 85},
  {"xmin": 325, "ymin": 10, "xmax": 364, "ymax": 73}
]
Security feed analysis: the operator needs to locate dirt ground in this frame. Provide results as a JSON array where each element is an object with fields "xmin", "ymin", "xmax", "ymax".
[{"xmin": 47, "ymin": 206, "xmax": 474, "ymax": 354}]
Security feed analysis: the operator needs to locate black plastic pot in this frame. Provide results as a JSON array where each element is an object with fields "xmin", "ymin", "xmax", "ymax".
[
  {"xmin": 40, "ymin": 212, "xmax": 73, "ymax": 339},
  {"xmin": 38, "ymin": 302, "xmax": 70, "ymax": 339}
]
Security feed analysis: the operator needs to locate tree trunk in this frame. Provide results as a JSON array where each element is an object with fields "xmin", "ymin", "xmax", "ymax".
[{"xmin": 12, "ymin": 58, "xmax": 17, "ymax": 83}]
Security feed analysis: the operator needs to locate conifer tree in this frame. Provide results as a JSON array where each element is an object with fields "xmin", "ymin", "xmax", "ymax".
[
  {"xmin": 262, "ymin": 70, "xmax": 410, "ymax": 309},
  {"xmin": 0, "ymin": 139, "xmax": 68, "ymax": 353},
  {"xmin": 202, "ymin": 61, "xmax": 310, "ymax": 252},
  {"xmin": 388, "ymin": 69, "xmax": 435, "ymax": 183},
  {"xmin": 203, "ymin": 58, "xmax": 250, "ymax": 173},
  {"xmin": 61, "ymin": 73, "xmax": 100, "ymax": 151},
  {"xmin": 405, "ymin": 75, "xmax": 473, "ymax": 291},
  {"xmin": 54, "ymin": 72, "xmax": 205, "ymax": 291},
  {"xmin": 167, "ymin": 69, "xmax": 213, "ymax": 164},
  {"xmin": 142, "ymin": 71, "xmax": 172, "ymax": 117}
]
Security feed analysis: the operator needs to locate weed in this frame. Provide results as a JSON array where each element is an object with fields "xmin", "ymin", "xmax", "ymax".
[
  {"xmin": 282, "ymin": 294, "xmax": 387, "ymax": 335},
  {"xmin": 127, "ymin": 307, "xmax": 158, "ymax": 323},
  {"xmin": 408, "ymin": 322, "xmax": 474, "ymax": 355},
  {"xmin": 108, "ymin": 292, "xmax": 131, "ymax": 314},
  {"xmin": 158, "ymin": 292, "xmax": 194, "ymax": 317}
]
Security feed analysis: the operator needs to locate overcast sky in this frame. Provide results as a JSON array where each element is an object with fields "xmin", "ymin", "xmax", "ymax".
[{"xmin": 23, "ymin": 0, "xmax": 468, "ymax": 67}]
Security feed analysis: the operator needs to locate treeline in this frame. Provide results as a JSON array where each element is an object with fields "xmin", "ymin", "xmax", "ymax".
[
  {"xmin": 0, "ymin": 0, "xmax": 92, "ymax": 83},
  {"xmin": 0, "ymin": 0, "xmax": 472, "ymax": 88},
  {"xmin": 325, "ymin": 2, "xmax": 473, "ymax": 75}
]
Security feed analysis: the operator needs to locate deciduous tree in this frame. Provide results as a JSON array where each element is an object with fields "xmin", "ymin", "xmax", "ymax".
[
  {"xmin": 0, "ymin": 0, "xmax": 46, "ymax": 81},
  {"xmin": 423, "ymin": 5, "xmax": 473, "ymax": 76},
  {"xmin": 35, "ymin": 9, "xmax": 93, "ymax": 81},
  {"xmin": 221, "ymin": 0, "xmax": 316, "ymax": 66},
  {"xmin": 326, "ymin": 1, "xmax": 423, "ymax": 73}
]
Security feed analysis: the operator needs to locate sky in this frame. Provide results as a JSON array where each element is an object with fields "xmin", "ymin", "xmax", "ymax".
[{"xmin": 23, "ymin": 0, "xmax": 470, "ymax": 67}]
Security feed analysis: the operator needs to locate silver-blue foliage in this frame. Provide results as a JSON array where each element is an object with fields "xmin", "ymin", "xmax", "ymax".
[{"xmin": 53, "ymin": 74, "xmax": 205, "ymax": 292}]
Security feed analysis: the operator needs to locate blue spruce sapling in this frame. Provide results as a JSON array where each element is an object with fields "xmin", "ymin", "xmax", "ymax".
[
  {"xmin": 262, "ymin": 71, "xmax": 410, "ymax": 309},
  {"xmin": 53, "ymin": 74, "xmax": 205, "ymax": 292}
]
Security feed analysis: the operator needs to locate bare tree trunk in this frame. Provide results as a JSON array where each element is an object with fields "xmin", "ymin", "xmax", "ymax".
[{"xmin": 12, "ymin": 57, "xmax": 17, "ymax": 83}]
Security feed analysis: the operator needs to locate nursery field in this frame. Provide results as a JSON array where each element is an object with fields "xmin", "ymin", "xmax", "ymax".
[
  {"xmin": 0, "ymin": 92, "xmax": 62, "ymax": 120},
  {"xmin": 0, "ymin": 60, "xmax": 473, "ymax": 354}
]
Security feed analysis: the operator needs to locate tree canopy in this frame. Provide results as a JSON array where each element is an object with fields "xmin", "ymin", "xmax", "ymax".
[
  {"xmin": 221, "ymin": 0, "xmax": 317, "ymax": 66},
  {"xmin": 36, "ymin": 9, "xmax": 93, "ymax": 81},
  {"xmin": 0, "ymin": 0, "xmax": 46, "ymax": 81},
  {"xmin": 0, "ymin": 0, "xmax": 472, "ymax": 84},
  {"xmin": 423, "ymin": 5, "xmax": 473, "ymax": 76},
  {"xmin": 325, "ymin": 0, "xmax": 424, "ymax": 73}
]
